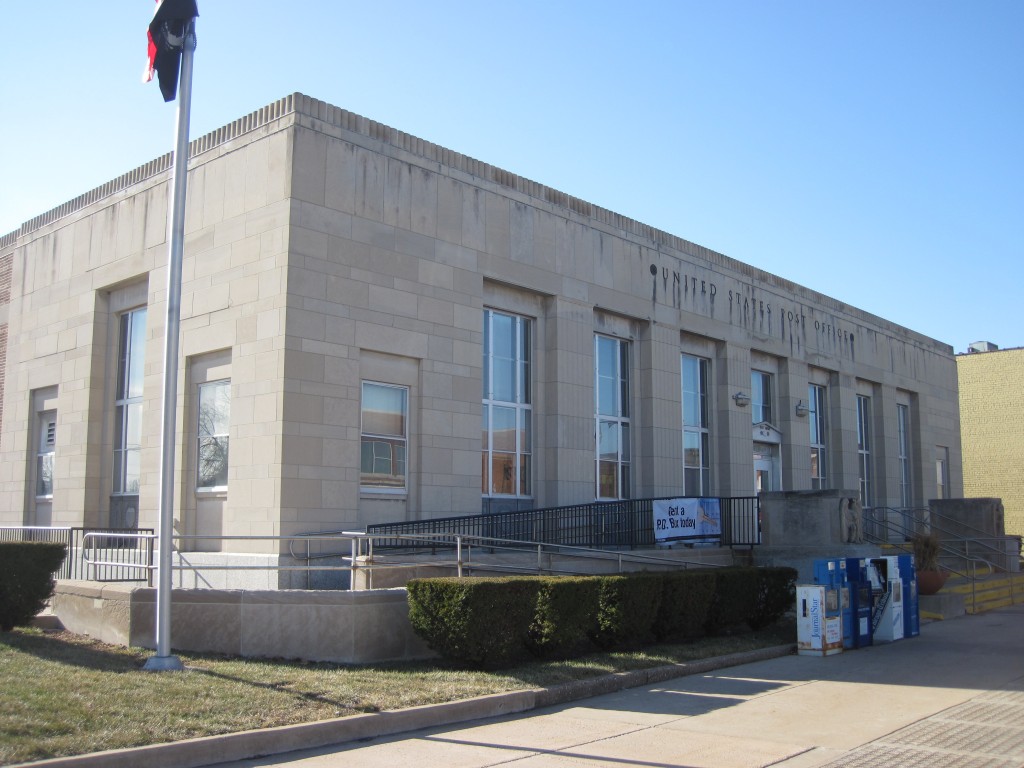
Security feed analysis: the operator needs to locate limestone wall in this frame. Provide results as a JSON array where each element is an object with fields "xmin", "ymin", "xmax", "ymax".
[{"xmin": 51, "ymin": 581, "xmax": 434, "ymax": 664}]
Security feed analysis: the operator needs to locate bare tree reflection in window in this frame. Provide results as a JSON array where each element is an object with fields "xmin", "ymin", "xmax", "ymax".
[{"xmin": 197, "ymin": 380, "xmax": 230, "ymax": 489}]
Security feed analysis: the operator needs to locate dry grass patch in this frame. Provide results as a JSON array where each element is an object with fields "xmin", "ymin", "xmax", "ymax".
[{"xmin": 1, "ymin": 621, "xmax": 793, "ymax": 764}]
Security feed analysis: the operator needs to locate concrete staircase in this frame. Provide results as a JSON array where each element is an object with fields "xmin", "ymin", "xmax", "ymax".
[{"xmin": 919, "ymin": 572, "xmax": 1024, "ymax": 620}]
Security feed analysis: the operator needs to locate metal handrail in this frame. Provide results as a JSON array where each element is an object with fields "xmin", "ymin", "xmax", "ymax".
[{"xmin": 81, "ymin": 529, "xmax": 726, "ymax": 590}]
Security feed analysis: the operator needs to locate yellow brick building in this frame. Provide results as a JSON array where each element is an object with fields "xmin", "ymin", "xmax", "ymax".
[{"xmin": 957, "ymin": 344, "xmax": 1024, "ymax": 538}]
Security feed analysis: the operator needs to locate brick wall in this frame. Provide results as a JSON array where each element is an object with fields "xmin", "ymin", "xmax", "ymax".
[{"xmin": 957, "ymin": 348, "xmax": 1024, "ymax": 538}]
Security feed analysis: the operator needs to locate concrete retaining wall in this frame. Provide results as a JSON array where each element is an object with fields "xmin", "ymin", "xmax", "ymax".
[{"xmin": 51, "ymin": 581, "xmax": 435, "ymax": 664}]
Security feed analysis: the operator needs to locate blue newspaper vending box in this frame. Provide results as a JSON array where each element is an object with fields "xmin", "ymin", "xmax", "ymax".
[
  {"xmin": 898, "ymin": 553, "xmax": 920, "ymax": 638},
  {"xmin": 844, "ymin": 557, "xmax": 873, "ymax": 648}
]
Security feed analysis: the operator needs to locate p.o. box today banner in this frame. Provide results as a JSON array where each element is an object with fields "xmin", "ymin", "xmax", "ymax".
[{"xmin": 653, "ymin": 498, "xmax": 722, "ymax": 543}]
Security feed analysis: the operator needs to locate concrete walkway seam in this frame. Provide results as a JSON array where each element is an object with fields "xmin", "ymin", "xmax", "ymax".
[{"xmin": 11, "ymin": 644, "xmax": 796, "ymax": 768}]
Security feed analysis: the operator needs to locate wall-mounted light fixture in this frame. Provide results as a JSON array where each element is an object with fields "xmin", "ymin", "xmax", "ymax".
[
  {"xmin": 795, "ymin": 399, "xmax": 809, "ymax": 418},
  {"xmin": 732, "ymin": 391, "xmax": 750, "ymax": 407}
]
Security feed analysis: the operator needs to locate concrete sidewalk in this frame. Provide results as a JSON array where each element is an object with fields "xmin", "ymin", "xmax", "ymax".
[
  {"xmin": 17, "ymin": 607, "xmax": 1024, "ymax": 768},
  {"xmin": 211, "ymin": 606, "xmax": 1024, "ymax": 768}
]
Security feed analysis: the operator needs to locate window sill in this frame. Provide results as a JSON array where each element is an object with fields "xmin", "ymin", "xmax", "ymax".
[
  {"xmin": 196, "ymin": 488, "xmax": 228, "ymax": 499},
  {"xmin": 360, "ymin": 488, "xmax": 407, "ymax": 497}
]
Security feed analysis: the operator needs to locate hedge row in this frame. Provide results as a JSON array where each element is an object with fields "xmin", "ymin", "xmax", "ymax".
[
  {"xmin": 0, "ymin": 542, "xmax": 67, "ymax": 632},
  {"xmin": 407, "ymin": 566, "xmax": 796, "ymax": 667}
]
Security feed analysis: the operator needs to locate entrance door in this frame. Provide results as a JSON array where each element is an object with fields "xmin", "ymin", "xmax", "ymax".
[
  {"xmin": 755, "ymin": 457, "xmax": 774, "ymax": 493},
  {"xmin": 753, "ymin": 440, "xmax": 781, "ymax": 493}
]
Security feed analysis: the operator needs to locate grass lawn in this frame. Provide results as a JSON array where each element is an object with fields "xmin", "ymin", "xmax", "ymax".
[{"xmin": 0, "ymin": 621, "xmax": 794, "ymax": 765}]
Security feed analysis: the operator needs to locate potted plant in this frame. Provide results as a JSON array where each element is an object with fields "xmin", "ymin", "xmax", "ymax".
[{"xmin": 912, "ymin": 531, "xmax": 948, "ymax": 595}]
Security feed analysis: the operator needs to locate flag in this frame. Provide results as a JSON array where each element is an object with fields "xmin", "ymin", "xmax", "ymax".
[{"xmin": 144, "ymin": 0, "xmax": 199, "ymax": 102}]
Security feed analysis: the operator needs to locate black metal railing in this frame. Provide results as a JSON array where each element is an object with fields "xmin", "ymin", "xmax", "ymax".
[
  {"xmin": 0, "ymin": 526, "xmax": 154, "ymax": 582},
  {"xmin": 366, "ymin": 496, "xmax": 760, "ymax": 550}
]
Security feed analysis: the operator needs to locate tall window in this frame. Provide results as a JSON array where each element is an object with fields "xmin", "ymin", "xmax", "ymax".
[
  {"xmin": 681, "ymin": 355, "xmax": 710, "ymax": 495},
  {"xmin": 935, "ymin": 446, "xmax": 949, "ymax": 499},
  {"xmin": 856, "ymin": 395, "xmax": 872, "ymax": 506},
  {"xmin": 595, "ymin": 335, "xmax": 630, "ymax": 499},
  {"xmin": 482, "ymin": 310, "xmax": 532, "ymax": 497},
  {"xmin": 751, "ymin": 371, "xmax": 772, "ymax": 424},
  {"xmin": 113, "ymin": 308, "xmax": 146, "ymax": 497},
  {"xmin": 197, "ymin": 380, "xmax": 230, "ymax": 490},
  {"xmin": 361, "ymin": 382, "xmax": 408, "ymax": 490},
  {"xmin": 897, "ymin": 404, "xmax": 912, "ymax": 508},
  {"xmin": 808, "ymin": 384, "xmax": 827, "ymax": 490},
  {"xmin": 36, "ymin": 411, "xmax": 56, "ymax": 498}
]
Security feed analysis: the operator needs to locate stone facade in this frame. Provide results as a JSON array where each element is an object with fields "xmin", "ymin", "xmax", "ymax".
[
  {"xmin": 0, "ymin": 93, "xmax": 963, "ymax": 569},
  {"xmin": 957, "ymin": 347, "xmax": 1024, "ymax": 538}
]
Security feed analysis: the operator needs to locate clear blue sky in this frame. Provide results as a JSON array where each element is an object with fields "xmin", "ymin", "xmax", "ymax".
[{"xmin": 2, "ymin": 2, "xmax": 1021, "ymax": 354}]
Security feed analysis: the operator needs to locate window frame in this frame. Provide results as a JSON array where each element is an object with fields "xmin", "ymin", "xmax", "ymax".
[
  {"xmin": 35, "ymin": 410, "xmax": 56, "ymax": 500},
  {"xmin": 681, "ymin": 354, "xmax": 711, "ymax": 496},
  {"xmin": 856, "ymin": 394, "xmax": 872, "ymax": 506},
  {"xmin": 481, "ymin": 309, "xmax": 533, "ymax": 498},
  {"xmin": 360, "ymin": 381, "xmax": 409, "ymax": 492},
  {"xmin": 196, "ymin": 379, "xmax": 231, "ymax": 493},
  {"xmin": 595, "ymin": 334, "xmax": 631, "ymax": 500},
  {"xmin": 112, "ymin": 307, "xmax": 147, "ymax": 497},
  {"xmin": 808, "ymin": 384, "xmax": 828, "ymax": 490},
  {"xmin": 751, "ymin": 370, "xmax": 773, "ymax": 424},
  {"xmin": 935, "ymin": 445, "xmax": 949, "ymax": 500},
  {"xmin": 897, "ymin": 403, "xmax": 912, "ymax": 508}
]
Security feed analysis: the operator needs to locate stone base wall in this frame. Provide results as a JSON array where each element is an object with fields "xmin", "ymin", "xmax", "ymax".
[{"xmin": 51, "ymin": 581, "xmax": 434, "ymax": 664}]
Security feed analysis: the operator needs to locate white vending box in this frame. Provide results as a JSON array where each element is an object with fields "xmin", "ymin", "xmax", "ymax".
[
  {"xmin": 797, "ymin": 584, "xmax": 843, "ymax": 656},
  {"xmin": 873, "ymin": 578, "xmax": 905, "ymax": 643}
]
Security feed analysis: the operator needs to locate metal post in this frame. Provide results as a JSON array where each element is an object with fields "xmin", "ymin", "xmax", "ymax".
[{"xmin": 144, "ymin": 21, "xmax": 196, "ymax": 672}]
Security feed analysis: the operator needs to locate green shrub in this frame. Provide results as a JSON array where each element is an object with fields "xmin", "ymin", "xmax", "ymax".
[
  {"xmin": 406, "ymin": 576, "xmax": 541, "ymax": 667},
  {"xmin": 704, "ymin": 567, "xmax": 759, "ymax": 635},
  {"xmin": 591, "ymin": 573, "xmax": 662, "ymax": 650},
  {"xmin": 527, "ymin": 576, "xmax": 601, "ymax": 658},
  {"xmin": 748, "ymin": 566, "xmax": 797, "ymax": 630},
  {"xmin": 653, "ymin": 570, "xmax": 717, "ymax": 642},
  {"xmin": 0, "ymin": 542, "xmax": 67, "ymax": 632}
]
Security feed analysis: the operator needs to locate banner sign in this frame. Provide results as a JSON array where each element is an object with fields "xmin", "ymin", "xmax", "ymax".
[{"xmin": 653, "ymin": 498, "xmax": 722, "ymax": 542}]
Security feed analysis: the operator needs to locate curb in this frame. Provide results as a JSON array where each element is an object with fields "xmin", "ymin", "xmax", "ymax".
[{"xmin": 11, "ymin": 644, "xmax": 796, "ymax": 768}]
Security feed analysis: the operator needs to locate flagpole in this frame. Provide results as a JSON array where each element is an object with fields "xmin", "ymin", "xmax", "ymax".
[{"xmin": 144, "ymin": 17, "xmax": 196, "ymax": 672}]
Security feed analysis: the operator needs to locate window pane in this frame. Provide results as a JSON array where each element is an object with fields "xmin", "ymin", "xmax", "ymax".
[
  {"xmin": 520, "ymin": 409, "xmax": 531, "ymax": 454},
  {"xmin": 491, "ymin": 312, "xmax": 514, "ymax": 359},
  {"xmin": 519, "ymin": 454, "xmax": 531, "ymax": 496},
  {"xmin": 361, "ymin": 438, "xmax": 405, "ymax": 488},
  {"xmin": 598, "ymin": 460, "xmax": 618, "ymax": 498},
  {"xmin": 363, "ymin": 384, "xmax": 406, "ymax": 436},
  {"xmin": 684, "ymin": 467, "xmax": 700, "ymax": 495},
  {"xmin": 127, "ymin": 309, "xmax": 147, "ymax": 399},
  {"xmin": 684, "ymin": 431, "xmax": 701, "ymax": 467},
  {"xmin": 492, "ymin": 358, "xmax": 515, "ymax": 402},
  {"xmin": 619, "ymin": 343, "xmax": 629, "ymax": 417},
  {"xmin": 124, "ymin": 448, "xmax": 141, "ymax": 494},
  {"xmin": 198, "ymin": 436, "xmax": 229, "ymax": 488},
  {"xmin": 199, "ymin": 381, "xmax": 231, "ymax": 437},
  {"xmin": 491, "ymin": 452, "xmax": 515, "ymax": 495},
  {"xmin": 598, "ymin": 420, "xmax": 618, "ymax": 461},
  {"xmin": 491, "ymin": 407, "xmax": 516, "ymax": 452},
  {"xmin": 520, "ymin": 322, "xmax": 531, "ymax": 404},
  {"xmin": 36, "ymin": 454, "xmax": 54, "ymax": 497},
  {"xmin": 113, "ymin": 449, "xmax": 124, "ymax": 493},
  {"xmin": 125, "ymin": 403, "xmax": 143, "ymax": 449}
]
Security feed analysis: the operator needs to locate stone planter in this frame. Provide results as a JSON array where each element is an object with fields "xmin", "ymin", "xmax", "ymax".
[{"xmin": 917, "ymin": 569, "xmax": 949, "ymax": 596}]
